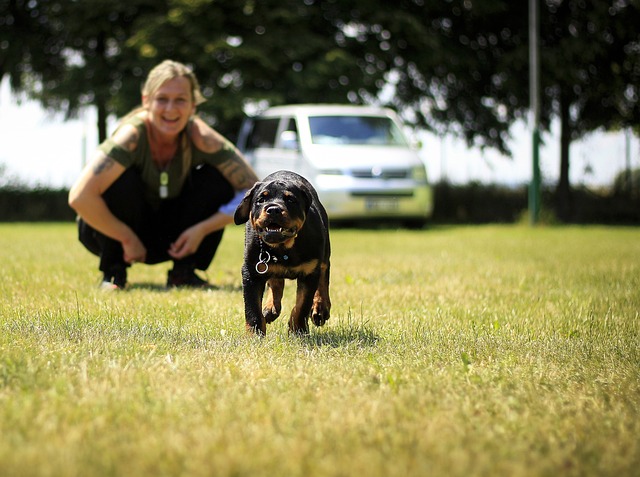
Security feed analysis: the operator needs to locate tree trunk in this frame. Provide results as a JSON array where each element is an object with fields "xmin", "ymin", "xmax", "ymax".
[
  {"xmin": 556, "ymin": 97, "xmax": 573, "ymax": 221},
  {"xmin": 95, "ymin": 31, "xmax": 108, "ymax": 144},
  {"xmin": 97, "ymin": 100, "xmax": 108, "ymax": 143}
]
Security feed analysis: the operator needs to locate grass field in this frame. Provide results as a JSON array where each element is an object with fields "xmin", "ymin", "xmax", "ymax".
[{"xmin": 0, "ymin": 223, "xmax": 638, "ymax": 477}]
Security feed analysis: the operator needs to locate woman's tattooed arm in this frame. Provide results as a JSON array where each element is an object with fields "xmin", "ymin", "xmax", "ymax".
[
  {"xmin": 91, "ymin": 124, "xmax": 138, "ymax": 177},
  {"xmin": 92, "ymin": 155, "xmax": 116, "ymax": 175},
  {"xmin": 192, "ymin": 117, "xmax": 258, "ymax": 190},
  {"xmin": 218, "ymin": 153, "xmax": 259, "ymax": 190}
]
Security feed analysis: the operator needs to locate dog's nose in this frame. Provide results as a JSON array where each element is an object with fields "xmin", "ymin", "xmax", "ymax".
[{"xmin": 266, "ymin": 205, "xmax": 282, "ymax": 216}]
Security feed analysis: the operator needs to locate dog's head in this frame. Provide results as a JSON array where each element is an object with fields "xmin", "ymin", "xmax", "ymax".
[{"xmin": 234, "ymin": 179, "xmax": 313, "ymax": 246}]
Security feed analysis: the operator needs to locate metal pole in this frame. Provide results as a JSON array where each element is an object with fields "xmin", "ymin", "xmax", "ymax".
[
  {"xmin": 81, "ymin": 110, "xmax": 87, "ymax": 169},
  {"xmin": 625, "ymin": 128, "xmax": 631, "ymax": 194},
  {"xmin": 529, "ymin": 0, "xmax": 541, "ymax": 224}
]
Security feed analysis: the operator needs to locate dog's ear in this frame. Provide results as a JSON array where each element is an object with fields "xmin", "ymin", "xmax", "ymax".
[
  {"xmin": 300, "ymin": 187, "xmax": 314, "ymax": 216},
  {"xmin": 234, "ymin": 182, "xmax": 261, "ymax": 225}
]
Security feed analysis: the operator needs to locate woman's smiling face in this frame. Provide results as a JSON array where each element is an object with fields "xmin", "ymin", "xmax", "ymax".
[{"xmin": 144, "ymin": 76, "xmax": 196, "ymax": 138}]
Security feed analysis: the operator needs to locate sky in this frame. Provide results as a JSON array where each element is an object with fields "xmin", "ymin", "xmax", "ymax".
[{"xmin": 1, "ymin": 77, "xmax": 638, "ymax": 189}]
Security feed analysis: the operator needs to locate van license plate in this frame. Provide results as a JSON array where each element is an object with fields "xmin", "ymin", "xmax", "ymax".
[{"xmin": 365, "ymin": 197, "xmax": 399, "ymax": 211}]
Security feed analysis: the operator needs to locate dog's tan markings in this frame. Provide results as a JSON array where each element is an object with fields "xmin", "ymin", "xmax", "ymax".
[
  {"xmin": 276, "ymin": 218, "xmax": 305, "ymax": 248},
  {"xmin": 266, "ymin": 259, "xmax": 319, "ymax": 279},
  {"xmin": 290, "ymin": 218, "xmax": 304, "ymax": 230},
  {"xmin": 282, "ymin": 237, "xmax": 297, "ymax": 249}
]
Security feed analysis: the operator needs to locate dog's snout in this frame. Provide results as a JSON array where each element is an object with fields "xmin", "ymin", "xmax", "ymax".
[{"xmin": 266, "ymin": 205, "xmax": 282, "ymax": 216}]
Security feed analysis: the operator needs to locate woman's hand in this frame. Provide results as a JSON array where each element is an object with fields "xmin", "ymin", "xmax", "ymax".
[
  {"xmin": 168, "ymin": 212, "xmax": 235, "ymax": 260},
  {"xmin": 122, "ymin": 234, "xmax": 147, "ymax": 264},
  {"xmin": 168, "ymin": 223, "xmax": 206, "ymax": 259}
]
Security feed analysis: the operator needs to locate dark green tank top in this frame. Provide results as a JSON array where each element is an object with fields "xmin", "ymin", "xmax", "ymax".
[{"xmin": 98, "ymin": 115, "xmax": 237, "ymax": 208}]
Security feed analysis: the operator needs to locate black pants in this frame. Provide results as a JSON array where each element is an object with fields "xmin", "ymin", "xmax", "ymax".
[{"xmin": 78, "ymin": 165, "xmax": 234, "ymax": 274}]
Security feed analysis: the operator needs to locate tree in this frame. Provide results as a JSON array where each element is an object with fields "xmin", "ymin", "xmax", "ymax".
[
  {"xmin": 3, "ymin": 0, "xmax": 638, "ymax": 222},
  {"xmin": 2, "ymin": 0, "xmax": 384, "ymax": 141},
  {"xmin": 538, "ymin": 0, "xmax": 640, "ymax": 219},
  {"xmin": 1, "ymin": 0, "xmax": 160, "ymax": 143},
  {"xmin": 28, "ymin": 1, "xmax": 161, "ymax": 142},
  {"xmin": 331, "ymin": 0, "xmax": 639, "ymax": 220},
  {"xmin": 0, "ymin": 0, "xmax": 66, "ymax": 94},
  {"xmin": 307, "ymin": 0, "xmax": 531, "ymax": 153}
]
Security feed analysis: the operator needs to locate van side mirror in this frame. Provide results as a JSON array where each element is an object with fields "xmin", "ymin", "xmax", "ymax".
[{"xmin": 280, "ymin": 130, "xmax": 299, "ymax": 150}]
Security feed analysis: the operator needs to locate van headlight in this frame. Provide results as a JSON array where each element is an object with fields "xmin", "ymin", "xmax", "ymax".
[{"xmin": 412, "ymin": 165, "xmax": 427, "ymax": 182}]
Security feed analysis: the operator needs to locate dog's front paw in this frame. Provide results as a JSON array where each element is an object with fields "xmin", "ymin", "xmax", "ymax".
[
  {"xmin": 263, "ymin": 305, "xmax": 281, "ymax": 323},
  {"xmin": 311, "ymin": 291, "xmax": 330, "ymax": 326},
  {"xmin": 311, "ymin": 303, "xmax": 330, "ymax": 326},
  {"xmin": 246, "ymin": 317, "xmax": 266, "ymax": 336}
]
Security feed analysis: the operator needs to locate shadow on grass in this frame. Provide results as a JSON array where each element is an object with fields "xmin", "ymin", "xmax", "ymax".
[
  {"xmin": 127, "ymin": 282, "xmax": 242, "ymax": 293},
  {"xmin": 302, "ymin": 318, "xmax": 379, "ymax": 348}
]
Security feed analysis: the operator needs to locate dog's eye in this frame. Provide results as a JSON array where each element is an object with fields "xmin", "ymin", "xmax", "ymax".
[{"xmin": 285, "ymin": 195, "xmax": 297, "ymax": 204}]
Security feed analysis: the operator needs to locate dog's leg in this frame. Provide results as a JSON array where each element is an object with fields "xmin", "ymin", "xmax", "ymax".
[
  {"xmin": 311, "ymin": 260, "xmax": 331, "ymax": 326},
  {"xmin": 243, "ymin": 270, "xmax": 267, "ymax": 335},
  {"xmin": 289, "ymin": 273, "xmax": 320, "ymax": 335},
  {"xmin": 263, "ymin": 278, "xmax": 284, "ymax": 323}
]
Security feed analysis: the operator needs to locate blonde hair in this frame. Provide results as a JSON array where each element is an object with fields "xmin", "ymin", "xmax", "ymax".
[
  {"xmin": 122, "ymin": 60, "xmax": 206, "ymax": 179},
  {"xmin": 142, "ymin": 59, "xmax": 206, "ymax": 106}
]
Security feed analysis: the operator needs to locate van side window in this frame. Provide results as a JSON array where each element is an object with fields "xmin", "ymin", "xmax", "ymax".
[
  {"xmin": 247, "ymin": 118, "xmax": 280, "ymax": 150},
  {"xmin": 277, "ymin": 117, "xmax": 299, "ymax": 149}
]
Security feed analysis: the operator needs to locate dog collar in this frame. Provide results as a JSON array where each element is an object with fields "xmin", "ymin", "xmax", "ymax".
[{"xmin": 255, "ymin": 241, "xmax": 289, "ymax": 274}]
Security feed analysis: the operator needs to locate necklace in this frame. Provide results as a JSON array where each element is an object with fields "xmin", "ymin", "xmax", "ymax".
[
  {"xmin": 146, "ymin": 118, "xmax": 177, "ymax": 199},
  {"xmin": 159, "ymin": 170, "xmax": 169, "ymax": 199}
]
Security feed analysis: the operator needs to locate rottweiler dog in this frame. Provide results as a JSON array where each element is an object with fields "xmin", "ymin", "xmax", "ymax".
[{"xmin": 234, "ymin": 170, "xmax": 331, "ymax": 335}]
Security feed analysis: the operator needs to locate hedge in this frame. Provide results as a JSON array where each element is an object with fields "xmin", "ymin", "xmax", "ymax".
[{"xmin": 1, "ymin": 184, "xmax": 638, "ymax": 225}]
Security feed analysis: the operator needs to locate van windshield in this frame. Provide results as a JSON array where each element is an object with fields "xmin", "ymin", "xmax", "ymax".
[{"xmin": 308, "ymin": 116, "xmax": 408, "ymax": 146}]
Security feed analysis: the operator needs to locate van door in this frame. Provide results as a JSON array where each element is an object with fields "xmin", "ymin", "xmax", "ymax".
[
  {"xmin": 242, "ymin": 116, "xmax": 305, "ymax": 180},
  {"xmin": 238, "ymin": 117, "xmax": 278, "ymax": 179},
  {"xmin": 272, "ymin": 117, "xmax": 308, "ymax": 177}
]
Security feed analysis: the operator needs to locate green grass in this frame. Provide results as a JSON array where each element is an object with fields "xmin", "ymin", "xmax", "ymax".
[{"xmin": 0, "ymin": 223, "xmax": 638, "ymax": 477}]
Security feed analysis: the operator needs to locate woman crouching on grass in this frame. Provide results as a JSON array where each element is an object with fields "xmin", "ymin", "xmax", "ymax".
[{"xmin": 69, "ymin": 60, "xmax": 258, "ymax": 290}]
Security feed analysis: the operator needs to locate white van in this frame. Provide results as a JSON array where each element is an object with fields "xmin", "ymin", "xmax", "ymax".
[{"xmin": 237, "ymin": 104, "xmax": 434, "ymax": 226}]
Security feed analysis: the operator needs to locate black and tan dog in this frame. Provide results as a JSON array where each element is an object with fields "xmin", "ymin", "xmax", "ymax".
[{"xmin": 234, "ymin": 170, "xmax": 331, "ymax": 335}]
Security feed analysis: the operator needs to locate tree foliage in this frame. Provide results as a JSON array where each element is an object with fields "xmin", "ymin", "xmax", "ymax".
[
  {"xmin": 0, "ymin": 0, "xmax": 65, "ymax": 92},
  {"xmin": 1, "ymin": 0, "xmax": 639, "ymax": 219},
  {"xmin": 538, "ymin": 0, "xmax": 640, "ymax": 218}
]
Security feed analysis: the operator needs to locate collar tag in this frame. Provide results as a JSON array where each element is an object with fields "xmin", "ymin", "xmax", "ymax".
[{"xmin": 256, "ymin": 250, "xmax": 271, "ymax": 274}]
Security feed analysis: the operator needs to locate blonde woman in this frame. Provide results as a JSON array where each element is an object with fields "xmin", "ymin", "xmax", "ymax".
[{"xmin": 69, "ymin": 60, "xmax": 258, "ymax": 289}]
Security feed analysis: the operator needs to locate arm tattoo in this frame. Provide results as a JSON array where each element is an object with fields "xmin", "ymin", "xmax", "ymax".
[
  {"xmin": 93, "ymin": 156, "xmax": 116, "ymax": 175},
  {"xmin": 124, "ymin": 134, "xmax": 138, "ymax": 151},
  {"xmin": 219, "ymin": 155, "xmax": 258, "ymax": 190},
  {"xmin": 202, "ymin": 133, "xmax": 219, "ymax": 151}
]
